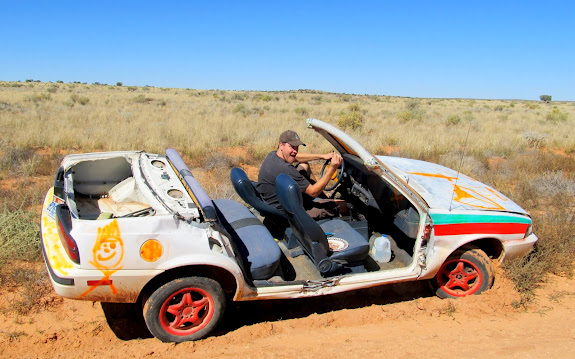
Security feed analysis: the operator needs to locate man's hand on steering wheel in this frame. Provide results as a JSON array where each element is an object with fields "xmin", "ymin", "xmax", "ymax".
[{"xmin": 319, "ymin": 153, "xmax": 344, "ymax": 192}]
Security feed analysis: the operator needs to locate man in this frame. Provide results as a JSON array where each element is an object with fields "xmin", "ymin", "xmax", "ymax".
[{"xmin": 257, "ymin": 129, "xmax": 344, "ymax": 219}]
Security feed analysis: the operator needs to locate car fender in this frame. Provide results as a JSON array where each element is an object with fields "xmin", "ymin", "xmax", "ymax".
[{"xmin": 159, "ymin": 252, "xmax": 253, "ymax": 300}]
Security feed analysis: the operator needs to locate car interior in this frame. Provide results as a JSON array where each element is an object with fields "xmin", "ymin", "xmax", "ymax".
[{"xmin": 222, "ymin": 151, "xmax": 422, "ymax": 285}]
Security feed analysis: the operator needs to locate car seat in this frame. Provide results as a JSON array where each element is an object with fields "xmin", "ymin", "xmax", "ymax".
[
  {"xmin": 275, "ymin": 173, "xmax": 369, "ymax": 276},
  {"xmin": 230, "ymin": 167, "xmax": 288, "ymax": 238}
]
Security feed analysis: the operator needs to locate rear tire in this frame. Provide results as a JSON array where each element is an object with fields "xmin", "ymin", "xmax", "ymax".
[
  {"xmin": 431, "ymin": 248, "xmax": 494, "ymax": 299},
  {"xmin": 143, "ymin": 276, "xmax": 225, "ymax": 342}
]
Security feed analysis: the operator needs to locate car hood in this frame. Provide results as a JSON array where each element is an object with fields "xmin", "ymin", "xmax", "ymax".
[{"xmin": 377, "ymin": 155, "xmax": 528, "ymax": 214}]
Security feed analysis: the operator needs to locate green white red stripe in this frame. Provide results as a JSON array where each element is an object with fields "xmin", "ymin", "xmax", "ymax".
[{"xmin": 431, "ymin": 213, "xmax": 531, "ymax": 237}]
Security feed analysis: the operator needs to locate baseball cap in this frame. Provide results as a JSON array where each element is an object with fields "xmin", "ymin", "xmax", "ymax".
[{"xmin": 279, "ymin": 130, "xmax": 306, "ymax": 146}]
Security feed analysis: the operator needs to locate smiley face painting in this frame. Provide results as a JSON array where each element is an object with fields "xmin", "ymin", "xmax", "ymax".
[{"xmin": 80, "ymin": 219, "xmax": 124, "ymax": 297}]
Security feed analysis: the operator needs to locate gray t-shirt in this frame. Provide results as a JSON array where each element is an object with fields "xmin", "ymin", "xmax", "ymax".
[{"xmin": 257, "ymin": 151, "xmax": 310, "ymax": 209}]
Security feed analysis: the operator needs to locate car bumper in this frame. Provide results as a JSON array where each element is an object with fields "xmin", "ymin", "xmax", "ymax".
[{"xmin": 502, "ymin": 233, "xmax": 539, "ymax": 261}]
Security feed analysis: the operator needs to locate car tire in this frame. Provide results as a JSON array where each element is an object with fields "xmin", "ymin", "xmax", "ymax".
[
  {"xmin": 431, "ymin": 247, "xmax": 494, "ymax": 299},
  {"xmin": 143, "ymin": 276, "xmax": 225, "ymax": 342}
]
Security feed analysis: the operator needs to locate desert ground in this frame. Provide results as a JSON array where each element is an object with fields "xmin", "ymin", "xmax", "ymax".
[{"xmin": 1, "ymin": 266, "xmax": 574, "ymax": 359}]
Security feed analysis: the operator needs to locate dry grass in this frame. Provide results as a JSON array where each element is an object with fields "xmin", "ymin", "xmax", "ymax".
[{"xmin": 1, "ymin": 80, "xmax": 574, "ymax": 307}]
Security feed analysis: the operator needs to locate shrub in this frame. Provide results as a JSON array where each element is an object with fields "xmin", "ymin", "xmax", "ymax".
[
  {"xmin": 0, "ymin": 207, "xmax": 41, "ymax": 262},
  {"xmin": 132, "ymin": 94, "xmax": 152, "ymax": 103},
  {"xmin": 77, "ymin": 96, "xmax": 90, "ymax": 105},
  {"xmin": 545, "ymin": 108, "xmax": 568, "ymax": 122},
  {"xmin": 397, "ymin": 110, "xmax": 423, "ymax": 123},
  {"xmin": 0, "ymin": 147, "xmax": 36, "ymax": 173},
  {"xmin": 522, "ymin": 131, "xmax": 547, "ymax": 148},
  {"xmin": 294, "ymin": 107, "xmax": 309, "ymax": 116},
  {"xmin": 347, "ymin": 103, "xmax": 361, "ymax": 113},
  {"xmin": 311, "ymin": 95, "xmax": 323, "ymax": 104},
  {"xmin": 233, "ymin": 103, "xmax": 246, "ymax": 113},
  {"xmin": 539, "ymin": 95, "xmax": 552, "ymax": 102},
  {"xmin": 231, "ymin": 93, "xmax": 247, "ymax": 101},
  {"xmin": 252, "ymin": 93, "xmax": 277, "ymax": 102},
  {"xmin": 340, "ymin": 94, "xmax": 352, "ymax": 102},
  {"xmin": 446, "ymin": 114, "xmax": 461, "ymax": 126},
  {"xmin": 0, "ymin": 101, "xmax": 13, "ymax": 111},
  {"xmin": 116, "ymin": 82, "xmax": 123, "ymax": 86},
  {"xmin": 338, "ymin": 111, "xmax": 363, "ymax": 130},
  {"xmin": 504, "ymin": 210, "xmax": 575, "ymax": 306},
  {"xmin": 25, "ymin": 93, "xmax": 51, "ymax": 103}
]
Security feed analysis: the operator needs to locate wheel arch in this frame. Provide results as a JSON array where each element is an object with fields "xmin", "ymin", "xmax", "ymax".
[
  {"xmin": 138, "ymin": 265, "xmax": 239, "ymax": 305},
  {"xmin": 457, "ymin": 237, "xmax": 504, "ymax": 262}
]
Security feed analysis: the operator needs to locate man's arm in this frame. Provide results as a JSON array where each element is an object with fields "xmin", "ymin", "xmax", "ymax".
[
  {"xmin": 294, "ymin": 151, "xmax": 336, "ymax": 163},
  {"xmin": 304, "ymin": 153, "xmax": 342, "ymax": 198}
]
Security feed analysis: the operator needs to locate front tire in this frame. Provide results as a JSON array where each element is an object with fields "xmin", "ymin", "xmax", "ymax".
[
  {"xmin": 432, "ymin": 248, "xmax": 494, "ymax": 299},
  {"xmin": 143, "ymin": 276, "xmax": 225, "ymax": 342}
]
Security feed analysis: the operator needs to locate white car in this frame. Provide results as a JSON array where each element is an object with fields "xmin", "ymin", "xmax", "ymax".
[{"xmin": 41, "ymin": 118, "xmax": 538, "ymax": 342}]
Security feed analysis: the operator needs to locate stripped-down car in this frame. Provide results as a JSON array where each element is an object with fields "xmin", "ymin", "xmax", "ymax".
[{"xmin": 41, "ymin": 118, "xmax": 538, "ymax": 342}]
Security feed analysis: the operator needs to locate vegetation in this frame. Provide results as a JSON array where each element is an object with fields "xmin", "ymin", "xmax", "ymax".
[
  {"xmin": 540, "ymin": 95, "xmax": 552, "ymax": 102},
  {"xmin": 0, "ymin": 81, "xmax": 574, "ymax": 312}
]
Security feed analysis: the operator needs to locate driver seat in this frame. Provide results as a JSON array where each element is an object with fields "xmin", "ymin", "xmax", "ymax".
[
  {"xmin": 275, "ymin": 173, "xmax": 369, "ymax": 276},
  {"xmin": 230, "ymin": 167, "xmax": 288, "ymax": 238}
]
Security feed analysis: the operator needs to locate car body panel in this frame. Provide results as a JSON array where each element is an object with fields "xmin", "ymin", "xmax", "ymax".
[{"xmin": 379, "ymin": 156, "xmax": 528, "ymax": 214}]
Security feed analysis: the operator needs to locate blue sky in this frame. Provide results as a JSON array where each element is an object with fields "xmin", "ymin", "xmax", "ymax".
[{"xmin": 1, "ymin": 1, "xmax": 573, "ymax": 100}]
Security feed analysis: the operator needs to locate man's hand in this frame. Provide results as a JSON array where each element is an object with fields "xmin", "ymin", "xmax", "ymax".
[
  {"xmin": 327, "ymin": 152, "xmax": 343, "ymax": 168},
  {"xmin": 304, "ymin": 152, "xmax": 343, "ymax": 198}
]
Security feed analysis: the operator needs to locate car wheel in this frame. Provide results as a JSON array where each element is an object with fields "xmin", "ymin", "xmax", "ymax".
[
  {"xmin": 143, "ymin": 276, "xmax": 225, "ymax": 342},
  {"xmin": 432, "ymin": 248, "xmax": 494, "ymax": 299}
]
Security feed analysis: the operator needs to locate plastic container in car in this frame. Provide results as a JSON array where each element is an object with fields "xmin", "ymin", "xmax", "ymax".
[
  {"xmin": 394, "ymin": 207, "xmax": 419, "ymax": 239},
  {"xmin": 370, "ymin": 234, "xmax": 391, "ymax": 263}
]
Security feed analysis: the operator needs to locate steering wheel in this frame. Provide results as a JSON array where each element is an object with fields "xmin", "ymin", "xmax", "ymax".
[{"xmin": 319, "ymin": 158, "xmax": 345, "ymax": 191}]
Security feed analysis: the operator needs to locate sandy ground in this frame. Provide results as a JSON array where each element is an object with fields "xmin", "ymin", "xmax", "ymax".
[{"xmin": 1, "ymin": 267, "xmax": 574, "ymax": 359}]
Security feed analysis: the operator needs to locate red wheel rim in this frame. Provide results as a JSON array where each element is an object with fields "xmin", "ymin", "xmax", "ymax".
[
  {"xmin": 159, "ymin": 287, "xmax": 215, "ymax": 336},
  {"xmin": 436, "ymin": 258, "xmax": 483, "ymax": 297}
]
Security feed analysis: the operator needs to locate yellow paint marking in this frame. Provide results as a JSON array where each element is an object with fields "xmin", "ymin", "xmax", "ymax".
[
  {"xmin": 408, "ymin": 171, "xmax": 509, "ymax": 210},
  {"xmin": 41, "ymin": 188, "xmax": 74, "ymax": 276},
  {"xmin": 80, "ymin": 219, "xmax": 124, "ymax": 297}
]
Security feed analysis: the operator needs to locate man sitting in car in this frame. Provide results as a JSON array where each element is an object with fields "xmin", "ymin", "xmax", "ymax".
[{"xmin": 257, "ymin": 130, "xmax": 345, "ymax": 219}]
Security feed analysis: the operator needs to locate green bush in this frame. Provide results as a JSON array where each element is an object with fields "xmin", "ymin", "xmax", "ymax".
[
  {"xmin": 446, "ymin": 115, "xmax": 461, "ymax": 126},
  {"xmin": 540, "ymin": 95, "xmax": 552, "ymax": 102},
  {"xmin": 545, "ymin": 108, "xmax": 568, "ymax": 122},
  {"xmin": 25, "ymin": 93, "xmax": 51, "ymax": 103},
  {"xmin": 397, "ymin": 110, "xmax": 423, "ymax": 123},
  {"xmin": 0, "ymin": 207, "xmax": 41, "ymax": 262},
  {"xmin": 337, "ymin": 110, "xmax": 363, "ymax": 130},
  {"xmin": 294, "ymin": 107, "xmax": 309, "ymax": 116},
  {"xmin": 77, "ymin": 96, "xmax": 90, "ymax": 105},
  {"xmin": 233, "ymin": 103, "xmax": 246, "ymax": 113},
  {"xmin": 132, "ymin": 94, "xmax": 151, "ymax": 103},
  {"xmin": 337, "ymin": 104, "xmax": 364, "ymax": 129}
]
